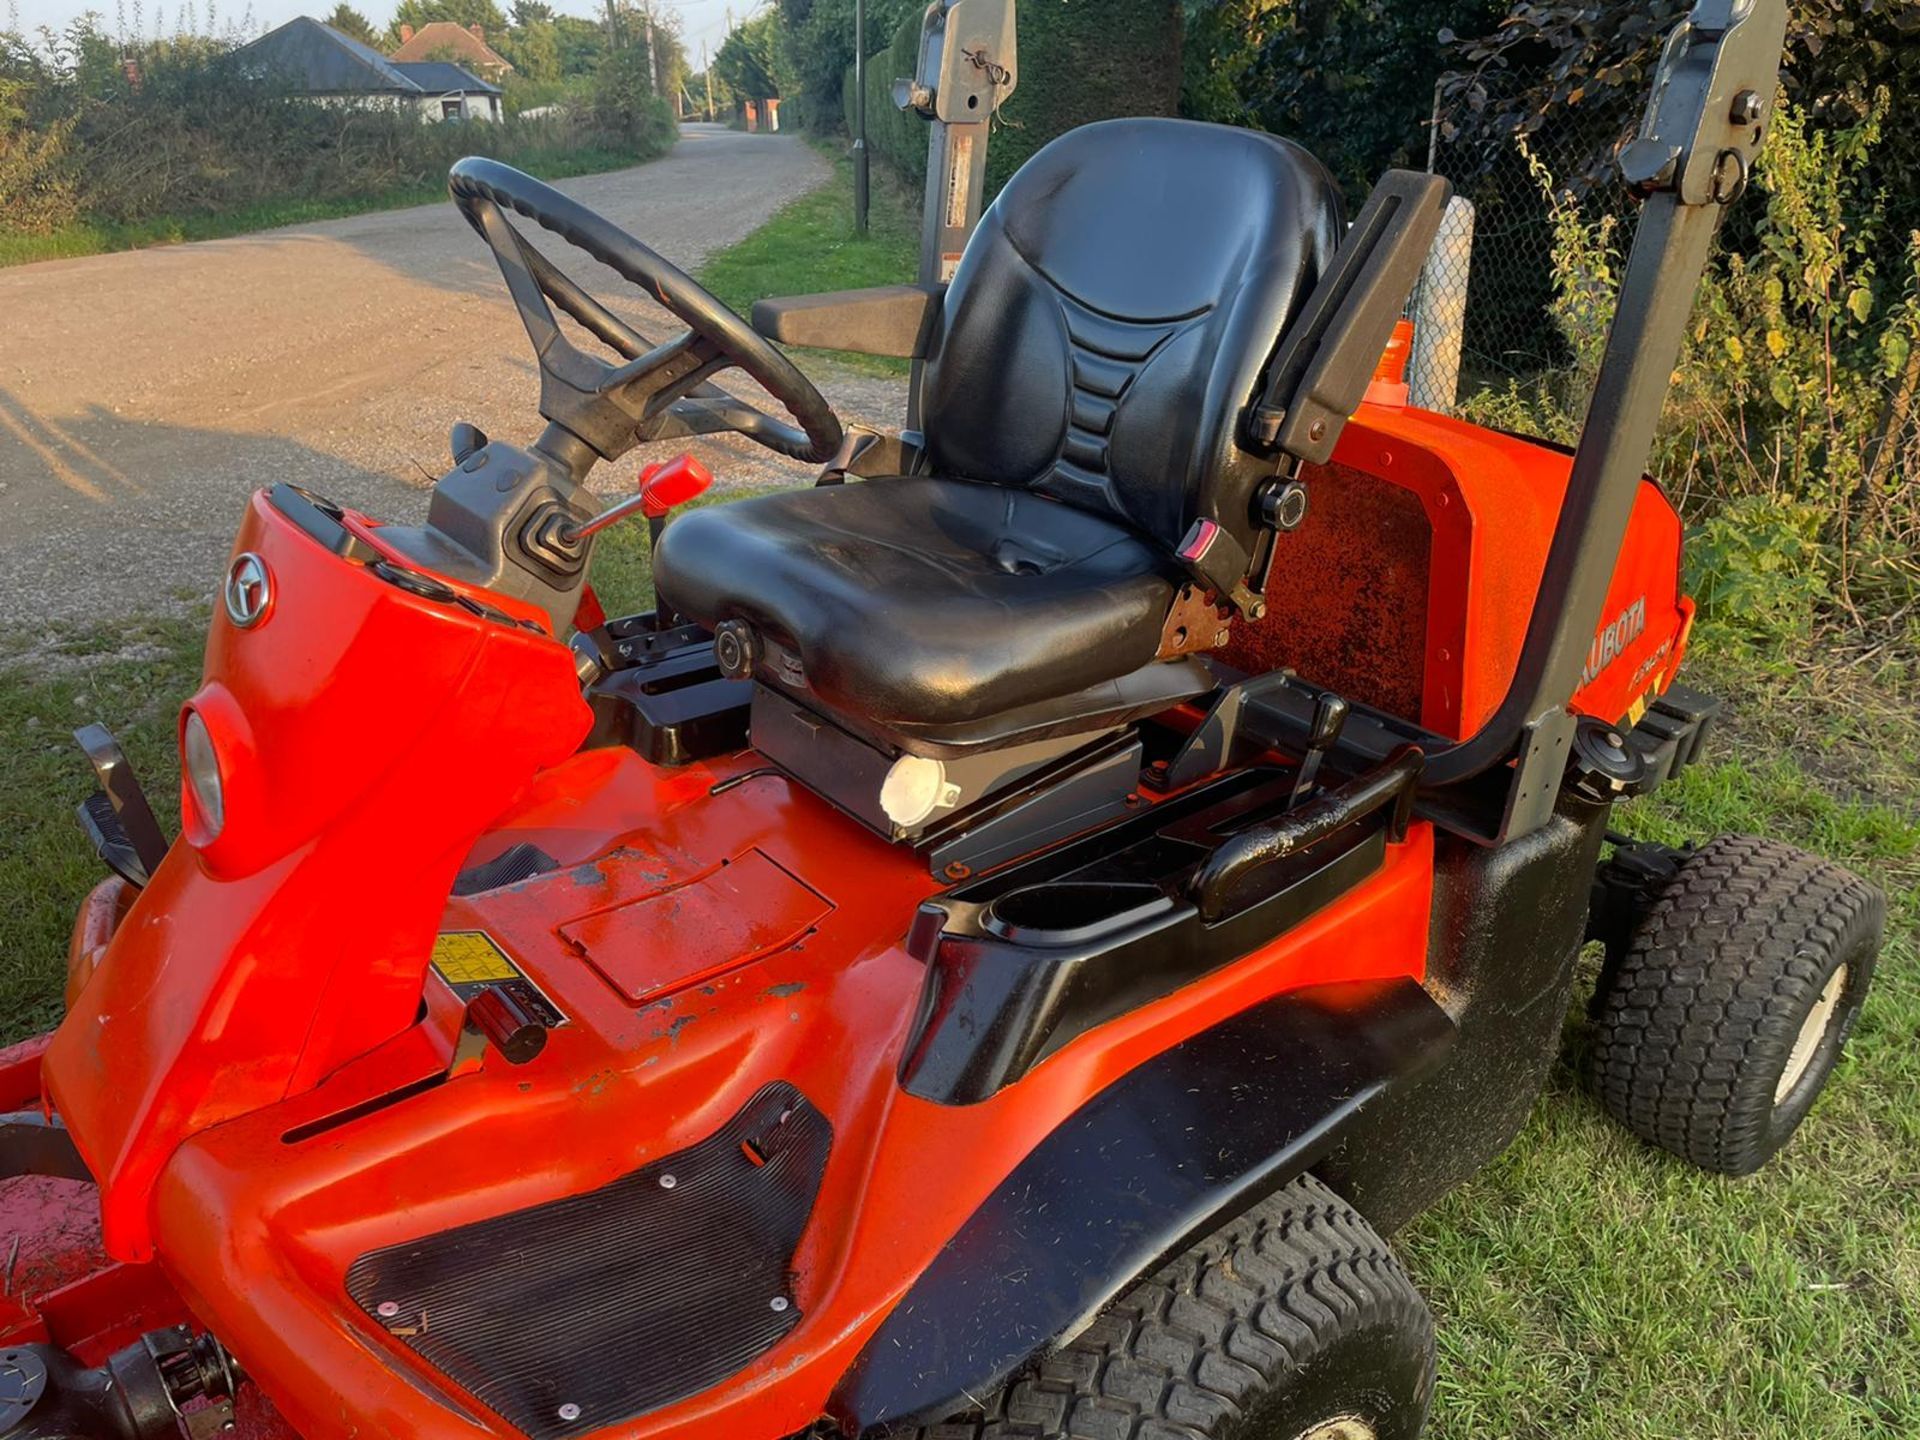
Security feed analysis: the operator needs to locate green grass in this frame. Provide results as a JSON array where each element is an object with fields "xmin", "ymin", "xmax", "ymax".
[
  {"xmin": 695, "ymin": 144, "xmax": 920, "ymax": 377},
  {"xmin": 0, "ymin": 145, "xmax": 640, "ymax": 269},
  {"xmin": 1405, "ymin": 682, "xmax": 1920, "ymax": 1439},
  {"xmin": 0, "ymin": 615, "xmax": 204, "ymax": 1038}
]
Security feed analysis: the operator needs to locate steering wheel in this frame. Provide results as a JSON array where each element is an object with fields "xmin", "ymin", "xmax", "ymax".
[{"xmin": 449, "ymin": 157, "xmax": 844, "ymax": 467}]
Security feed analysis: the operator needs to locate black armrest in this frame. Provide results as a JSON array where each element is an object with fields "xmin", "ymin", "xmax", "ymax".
[
  {"xmin": 1250, "ymin": 170, "xmax": 1452, "ymax": 465},
  {"xmin": 750, "ymin": 284, "xmax": 945, "ymax": 359}
]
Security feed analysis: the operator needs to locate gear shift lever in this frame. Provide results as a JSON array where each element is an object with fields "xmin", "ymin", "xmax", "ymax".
[{"xmin": 558, "ymin": 454, "xmax": 713, "ymax": 545}]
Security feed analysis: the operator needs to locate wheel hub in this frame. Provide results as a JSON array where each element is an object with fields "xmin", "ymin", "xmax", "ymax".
[
  {"xmin": 1295, "ymin": 1418, "xmax": 1379, "ymax": 1440},
  {"xmin": 1776, "ymin": 964, "xmax": 1847, "ymax": 1104}
]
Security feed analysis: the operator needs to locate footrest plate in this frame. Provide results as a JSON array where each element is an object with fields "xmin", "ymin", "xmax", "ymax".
[{"xmin": 346, "ymin": 1083, "xmax": 831, "ymax": 1439}]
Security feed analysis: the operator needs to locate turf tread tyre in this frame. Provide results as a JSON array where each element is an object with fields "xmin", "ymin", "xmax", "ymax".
[
  {"xmin": 886, "ymin": 1173, "xmax": 1433, "ymax": 1440},
  {"xmin": 1590, "ymin": 833, "xmax": 1883, "ymax": 1176}
]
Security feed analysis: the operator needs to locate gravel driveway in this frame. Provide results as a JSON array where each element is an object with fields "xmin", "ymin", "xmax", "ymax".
[{"xmin": 0, "ymin": 124, "xmax": 908, "ymax": 626}]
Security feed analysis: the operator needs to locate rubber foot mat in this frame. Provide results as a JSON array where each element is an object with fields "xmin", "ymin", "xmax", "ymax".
[{"xmin": 345, "ymin": 1083, "xmax": 831, "ymax": 1439}]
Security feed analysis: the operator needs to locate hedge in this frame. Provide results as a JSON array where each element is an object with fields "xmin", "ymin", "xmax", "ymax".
[{"xmin": 842, "ymin": 0, "xmax": 1182, "ymax": 201}]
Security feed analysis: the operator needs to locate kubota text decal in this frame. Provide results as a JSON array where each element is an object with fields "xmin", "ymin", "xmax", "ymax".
[{"xmin": 1582, "ymin": 596, "xmax": 1647, "ymax": 686}]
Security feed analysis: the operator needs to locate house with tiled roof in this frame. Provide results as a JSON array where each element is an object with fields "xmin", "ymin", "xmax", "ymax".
[
  {"xmin": 389, "ymin": 21, "xmax": 514, "ymax": 85},
  {"xmin": 236, "ymin": 17, "xmax": 503, "ymax": 122}
]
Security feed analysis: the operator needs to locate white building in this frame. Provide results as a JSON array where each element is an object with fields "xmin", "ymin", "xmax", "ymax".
[{"xmin": 235, "ymin": 17, "xmax": 504, "ymax": 123}]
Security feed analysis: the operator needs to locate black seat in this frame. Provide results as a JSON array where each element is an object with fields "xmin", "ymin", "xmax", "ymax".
[
  {"xmin": 655, "ymin": 117, "xmax": 1343, "ymax": 740},
  {"xmin": 655, "ymin": 476, "xmax": 1176, "ymax": 730}
]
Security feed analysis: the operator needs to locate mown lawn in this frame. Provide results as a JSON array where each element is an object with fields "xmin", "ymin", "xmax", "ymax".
[{"xmin": 1, "ymin": 155, "xmax": 1915, "ymax": 1440}]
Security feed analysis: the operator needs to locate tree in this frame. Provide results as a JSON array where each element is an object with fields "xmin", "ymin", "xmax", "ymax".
[
  {"xmin": 324, "ymin": 2, "xmax": 379, "ymax": 45},
  {"xmin": 599, "ymin": 0, "xmax": 684, "ymax": 98},
  {"xmin": 551, "ymin": 13, "xmax": 606, "ymax": 77},
  {"xmin": 495, "ymin": 19, "xmax": 558, "ymax": 82},
  {"xmin": 773, "ymin": 0, "xmax": 918, "ymax": 131},
  {"xmin": 589, "ymin": 37, "xmax": 677, "ymax": 148},
  {"xmin": 712, "ymin": 10, "xmax": 777, "ymax": 103},
  {"xmin": 687, "ymin": 65, "xmax": 732, "ymax": 119},
  {"xmin": 510, "ymin": 0, "xmax": 553, "ymax": 24},
  {"xmin": 387, "ymin": 0, "xmax": 508, "ymax": 45},
  {"xmin": 1439, "ymin": 0, "xmax": 1920, "ymax": 260},
  {"xmin": 1181, "ymin": 0, "xmax": 1286, "ymax": 126},
  {"xmin": 1220, "ymin": 0, "xmax": 1510, "ymax": 194}
]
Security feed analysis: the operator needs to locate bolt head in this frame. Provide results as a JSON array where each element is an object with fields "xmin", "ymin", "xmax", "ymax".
[
  {"xmin": 558, "ymin": 1402, "xmax": 582, "ymax": 1422},
  {"xmin": 376, "ymin": 1301, "xmax": 401, "ymax": 1319},
  {"xmin": 1730, "ymin": 88, "xmax": 1764, "ymax": 124},
  {"xmin": 658, "ymin": 1173, "xmax": 678, "ymax": 1190},
  {"xmin": 769, "ymin": 1296, "xmax": 791, "ymax": 1313}
]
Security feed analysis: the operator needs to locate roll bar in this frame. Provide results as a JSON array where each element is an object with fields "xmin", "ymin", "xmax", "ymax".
[{"xmin": 1419, "ymin": 0, "xmax": 1791, "ymax": 791}]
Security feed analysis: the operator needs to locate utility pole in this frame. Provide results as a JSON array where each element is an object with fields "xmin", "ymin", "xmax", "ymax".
[
  {"xmin": 853, "ymin": 0, "xmax": 870, "ymax": 234},
  {"xmin": 644, "ymin": 11, "xmax": 657, "ymax": 96},
  {"xmin": 703, "ymin": 39, "xmax": 715, "ymax": 121}
]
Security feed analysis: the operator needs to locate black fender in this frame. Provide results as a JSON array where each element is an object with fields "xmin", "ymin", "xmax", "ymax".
[{"xmin": 827, "ymin": 977, "xmax": 1455, "ymax": 1434}]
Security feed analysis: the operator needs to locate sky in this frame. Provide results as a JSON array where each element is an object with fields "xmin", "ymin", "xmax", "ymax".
[{"xmin": 7, "ymin": 0, "xmax": 760, "ymax": 62}]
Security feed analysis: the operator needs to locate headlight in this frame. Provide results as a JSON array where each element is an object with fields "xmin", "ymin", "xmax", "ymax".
[{"xmin": 182, "ymin": 708, "xmax": 225, "ymax": 840}]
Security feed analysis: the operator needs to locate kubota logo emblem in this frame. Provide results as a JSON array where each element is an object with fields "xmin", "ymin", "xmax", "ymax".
[{"xmin": 1582, "ymin": 596, "xmax": 1646, "ymax": 686}]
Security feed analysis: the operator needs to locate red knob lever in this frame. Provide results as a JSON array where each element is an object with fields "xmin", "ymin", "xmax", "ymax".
[{"xmin": 641, "ymin": 454, "xmax": 714, "ymax": 519}]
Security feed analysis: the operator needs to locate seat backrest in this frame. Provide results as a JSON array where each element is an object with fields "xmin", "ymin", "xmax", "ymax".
[{"xmin": 919, "ymin": 117, "xmax": 1345, "ymax": 559}]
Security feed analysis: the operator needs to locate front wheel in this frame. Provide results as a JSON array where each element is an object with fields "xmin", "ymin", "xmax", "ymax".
[{"xmin": 886, "ymin": 1173, "xmax": 1434, "ymax": 1440}]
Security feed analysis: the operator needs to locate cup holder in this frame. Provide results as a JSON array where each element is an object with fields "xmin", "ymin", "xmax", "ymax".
[{"xmin": 982, "ymin": 881, "xmax": 1174, "ymax": 948}]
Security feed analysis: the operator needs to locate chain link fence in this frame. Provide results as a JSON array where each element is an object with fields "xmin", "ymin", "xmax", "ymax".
[{"xmin": 1407, "ymin": 77, "xmax": 1643, "ymax": 416}]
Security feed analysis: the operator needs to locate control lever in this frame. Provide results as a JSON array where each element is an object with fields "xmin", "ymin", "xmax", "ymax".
[
  {"xmin": 74, "ymin": 723, "xmax": 170, "ymax": 884},
  {"xmin": 639, "ymin": 453, "xmax": 715, "ymax": 551},
  {"xmin": 451, "ymin": 983, "xmax": 549, "ymax": 1072},
  {"xmin": 1287, "ymin": 691, "xmax": 1349, "ymax": 808},
  {"xmin": 449, "ymin": 421, "xmax": 488, "ymax": 465},
  {"xmin": 557, "ymin": 453, "xmax": 713, "ymax": 545}
]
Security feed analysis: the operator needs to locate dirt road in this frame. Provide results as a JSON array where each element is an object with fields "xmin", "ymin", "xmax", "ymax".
[{"xmin": 0, "ymin": 125, "xmax": 904, "ymax": 626}]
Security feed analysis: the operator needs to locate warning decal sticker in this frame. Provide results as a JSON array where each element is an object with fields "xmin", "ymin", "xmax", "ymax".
[
  {"xmin": 431, "ymin": 931, "xmax": 519, "ymax": 986},
  {"xmin": 430, "ymin": 930, "xmax": 568, "ymax": 1028}
]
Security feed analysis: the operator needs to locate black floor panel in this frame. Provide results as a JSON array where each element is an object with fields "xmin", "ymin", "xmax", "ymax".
[{"xmin": 346, "ymin": 1083, "xmax": 831, "ymax": 1439}]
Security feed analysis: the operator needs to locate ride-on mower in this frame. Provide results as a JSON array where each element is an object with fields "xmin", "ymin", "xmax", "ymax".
[{"xmin": 0, "ymin": 0, "xmax": 1888, "ymax": 1437}]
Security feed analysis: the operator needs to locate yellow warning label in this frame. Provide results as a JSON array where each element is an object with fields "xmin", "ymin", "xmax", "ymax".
[{"xmin": 431, "ymin": 931, "xmax": 518, "ymax": 986}]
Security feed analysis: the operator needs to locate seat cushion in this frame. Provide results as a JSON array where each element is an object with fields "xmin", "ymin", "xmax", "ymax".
[{"xmin": 653, "ymin": 477, "xmax": 1179, "ymax": 730}]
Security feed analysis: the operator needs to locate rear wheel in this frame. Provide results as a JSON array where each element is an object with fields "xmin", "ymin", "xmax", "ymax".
[
  {"xmin": 1589, "ymin": 833, "xmax": 1883, "ymax": 1176},
  {"xmin": 886, "ymin": 1173, "xmax": 1434, "ymax": 1440}
]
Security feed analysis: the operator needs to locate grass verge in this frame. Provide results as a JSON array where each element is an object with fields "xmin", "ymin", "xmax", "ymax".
[
  {"xmin": 0, "ymin": 144, "xmax": 644, "ymax": 269},
  {"xmin": 695, "ymin": 144, "xmax": 919, "ymax": 378},
  {"xmin": 1406, "ymin": 638, "xmax": 1920, "ymax": 1439}
]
